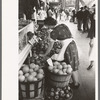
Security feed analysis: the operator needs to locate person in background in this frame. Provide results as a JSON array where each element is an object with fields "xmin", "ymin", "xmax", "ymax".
[
  {"xmin": 37, "ymin": 7, "xmax": 47, "ymax": 20},
  {"xmin": 52, "ymin": 8, "xmax": 56, "ymax": 19},
  {"xmin": 82, "ymin": 6, "xmax": 90, "ymax": 33},
  {"xmin": 69, "ymin": 9, "xmax": 73, "ymax": 21},
  {"xmin": 61, "ymin": 10, "xmax": 66, "ymax": 21},
  {"xmin": 55, "ymin": 8, "xmax": 58, "ymax": 20},
  {"xmin": 59, "ymin": 9, "xmax": 62, "ymax": 20},
  {"xmin": 44, "ymin": 7, "xmax": 57, "ymax": 25},
  {"xmin": 65, "ymin": 9, "xmax": 70, "ymax": 20},
  {"xmin": 76, "ymin": 7, "xmax": 84, "ymax": 31},
  {"xmin": 87, "ymin": 6, "xmax": 95, "ymax": 70},
  {"xmin": 72, "ymin": 9, "xmax": 76, "ymax": 22},
  {"xmin": 31, "ymin": 7, "xmax": 37, "ymax": 22}
]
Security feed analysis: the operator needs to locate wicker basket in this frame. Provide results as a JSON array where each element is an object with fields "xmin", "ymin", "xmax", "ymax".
[
  {"xmin": 45, "ymin": 87, "xmax": 73, "ymax": 100},
  {"xmin": 19, "ymin": 78, "xmax": 44, "ymax": 99},
  {"xmin": 45, "ymin": 69, "xmax": 71, "ymax": 88}
]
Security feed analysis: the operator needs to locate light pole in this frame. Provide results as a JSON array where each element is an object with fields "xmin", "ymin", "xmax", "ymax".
[{"xmin": 75, "ymin": 0, "xmax": 80, "ymax": 12}]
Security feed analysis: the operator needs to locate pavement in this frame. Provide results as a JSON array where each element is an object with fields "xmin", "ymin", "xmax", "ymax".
[{"xmin": 57, "ymin": 19, "xmax": 95, "ymax": 100}]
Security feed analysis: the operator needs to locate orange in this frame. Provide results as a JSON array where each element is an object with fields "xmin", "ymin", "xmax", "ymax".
[
  {"xmin": 27, "ymin": 75, "xmax": 34, "ymax": 82},
  {"xmin": 22, "ymin": 65, "xmax": 29, "ymax": 73},
  {"xmin": 36, "ymin": 73, "xmax": 43, "ymax": 80},
  {"xmin": 19, "ymin": 75, "xmax": 25, "ymax": 82}
]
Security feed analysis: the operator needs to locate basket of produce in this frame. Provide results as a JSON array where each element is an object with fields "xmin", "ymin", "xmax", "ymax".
[
  {"xmin": 45, "ymin": 86, "xmax": 73, "ymax": 100},
  {"xmin": 45, "ymin": 60, "xmax": 73, "ymax": 88},
  {"xmin": 19, "ymin": 63, "xmax": 44, "ymax": 99}
]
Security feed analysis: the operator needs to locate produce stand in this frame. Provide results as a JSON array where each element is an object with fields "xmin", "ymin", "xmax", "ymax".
[
  {"xmin": 19, "ymin": 20, "xmax": 45, "ymax": 100},
  {"xmin": 18, "ymin": 24, "xmax": 75, "ymax": 100},
  {"xmin": 18, "ymin": 21, "xmax": 35, "ymax": 69},
  {"xmin": 18, "ymin": 38, "xmax": 35, "ymax": 69}
]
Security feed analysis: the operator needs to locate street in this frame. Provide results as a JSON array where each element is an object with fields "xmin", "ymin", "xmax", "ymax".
[{"xmin": 58, "ymin": 20, "xmax": 95, "ymax": 100}]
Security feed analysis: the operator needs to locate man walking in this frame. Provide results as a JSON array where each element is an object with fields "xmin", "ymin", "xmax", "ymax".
[
  {"xmin": 83, "ymin": 6, "xmax": 90, "ymax": 33},
  {"xmin": 76, "ymin": 7, "xmax": 84, "ymax": 31}
]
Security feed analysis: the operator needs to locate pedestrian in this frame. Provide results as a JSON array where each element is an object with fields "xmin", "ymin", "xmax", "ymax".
[
  {"xmin": 72, "ymin": 9, "xmax": 76, "ymax": 22},
  {"xmin": 31, "ymin": 7, "xmax": 37, "ymax": 22},
  {"xmin": 44, "ymin": 7, "xmax": 57, "ymax": 25},
  {"xmin": 65, "ymin": 9, "xmax": 69, "ymax": 20},
  {"xmin": 76, "ymin": 7, "xmax": 84, "ymax": 31},
  {"xmin": 40, "ymin": 24, "xmax": 80, "ymax": 89},
  {"xmin": 87, "ymin": 6, "xmax": 95, "ymax": 70},
  {"xmin": 55, "ymin": 9, "xmax": 58, "ymax": 20},
  {"xmin": 69, "ymin": 10, "xmax": 73, "ymax": 22},
  {"xmin": 61, "ymin": 10, "xmax": 66, "ymax": 21},
  {"xmin": 37, "ymin": 7, "xmax": 47, "ymax": 20},
  {"xmin": 82, "ymin": 6, "xmax": 90, "ymax": 33},
  {"xmin": 59, "ymin": 9, "xmax": 63, "ymax": 20}
]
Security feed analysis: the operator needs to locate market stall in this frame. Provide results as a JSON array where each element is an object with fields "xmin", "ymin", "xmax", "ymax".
[
  {"xmin": 18, "ymin": 19, "xmax": 38, "ymax": 69},
  {"xmin": 18, "ymin": 20, "xmax": 80, "ymax": 100}
]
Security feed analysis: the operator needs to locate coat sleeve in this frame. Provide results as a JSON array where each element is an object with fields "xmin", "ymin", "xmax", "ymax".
[{"xmin": 64, "ymin": 41, "xmax": 79, "ymax": 71}]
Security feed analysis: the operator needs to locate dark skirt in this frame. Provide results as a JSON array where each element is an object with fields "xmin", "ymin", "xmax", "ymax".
[
  {"xmin": 87, "ymin": 20, "xmax": 95, "ymax": 39},
  {"xmin": 44, "ymin": 17, "xmax": 57, "ymax": 26}
]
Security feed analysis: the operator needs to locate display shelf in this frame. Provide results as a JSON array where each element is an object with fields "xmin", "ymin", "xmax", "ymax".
[
  {"xmin": 19, "ymin": 21, "xmax": 35, "ymax": 53},
  {"xmin": 18, "ymin": 38, "xmax": 35, "ymax": 69},
  {"xmin": 18, "ymin": 21, "xmax": 35, "ymax": 69},
  {"xmin": 19, "ymin": 21, "xmax": 34, "ymax": 33}
]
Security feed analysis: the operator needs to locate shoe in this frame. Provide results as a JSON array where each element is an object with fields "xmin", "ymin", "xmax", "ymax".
[
  {"xmin": 87, "ymin": 65, "xmax": 93, "ymax": 70},
  {"xmin": 78, "ymin": 29, "xmax": 82, "ymax": 31},
  {"xmin": 74, "ymin": 83, "xmax": 80, "ymax": 89},
  {"xmin": 69, "ymin": 82, "xmax": 80, "ymax": 89}
]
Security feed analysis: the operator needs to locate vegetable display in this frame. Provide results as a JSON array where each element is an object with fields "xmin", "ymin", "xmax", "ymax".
[
  {"xmin": 48, "ymin": 61, "xmax": 73, "ymax": 75},
  {"xmin": 45, "ymin": 86, "xmax": 73, "ymax": 100},
  {"xmin": 19, "ymin": 63, "xmax": 44, "ymax": 82}
]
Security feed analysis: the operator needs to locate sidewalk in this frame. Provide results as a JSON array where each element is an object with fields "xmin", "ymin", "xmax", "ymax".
[{"xmin": 59, "ymin": 20, "xmax": 95, "ymax": 100}]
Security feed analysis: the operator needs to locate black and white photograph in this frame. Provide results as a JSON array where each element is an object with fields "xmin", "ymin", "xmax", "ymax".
[{"xmin": 2, "ymin": 0, "xmax": 98, "ymax": 100}]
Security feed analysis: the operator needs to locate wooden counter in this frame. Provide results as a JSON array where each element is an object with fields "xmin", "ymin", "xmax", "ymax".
[{"xmin": 18, "ymin": 21, "xmax": 35, "ymax": 69}]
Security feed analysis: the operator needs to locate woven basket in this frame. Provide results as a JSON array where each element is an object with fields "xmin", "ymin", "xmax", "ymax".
[
  {"xmin": 19, "ymin": 78, "xmax": 44, "ymax": 99},
  {"xmin": 45, "ymin": 69, "xmax": 71, "ymax": 88},
  {"xmin": 45, "ymin": 87, "xmax": 73, "ymax": 100}
]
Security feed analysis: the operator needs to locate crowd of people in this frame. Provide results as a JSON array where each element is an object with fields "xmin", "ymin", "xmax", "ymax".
[
  {"xmin": 67, "ymin": 4, "xmax": 96, "ymax": 70},
  {"xmin": 75, "ymin": 5, "xmax": 95, "ymax": 33},
  {"xmin": 43, "ymin": 6, "xmax": 71, "ymax": 25},
  {"xmin": 75, "ymin": 5, "xmax": 96, "ymax": 70}
]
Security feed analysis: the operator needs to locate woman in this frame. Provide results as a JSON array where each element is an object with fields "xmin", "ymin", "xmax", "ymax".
[
  {"xmin": 87, "ymin": 7, "xmax": 95, "ymax": 70},
  {"xmin": 72, "ymin": 10, "xmax": 76, "ymax": 22},
  {"xmin": 44, "ymin": 7, "xmax": 57, "ymax": 26},
  {"xmin": 40, "ymin": 24, "xmax": 80, "ymax": 88},
  {"xmin": 61, "ymin": 10, "xmax": 66, "ymax": 21}
]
